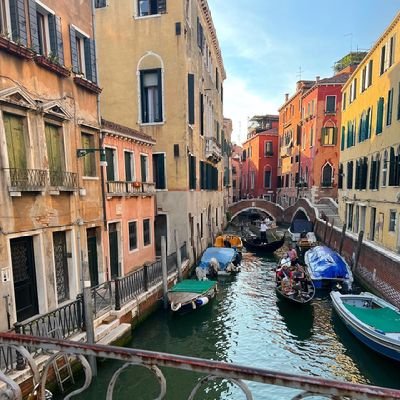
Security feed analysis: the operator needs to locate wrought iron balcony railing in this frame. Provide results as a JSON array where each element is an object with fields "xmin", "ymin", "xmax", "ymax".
[
  {"xmin": 106, "ymin": 181, "xmax": 156, "ymax": 196},
  {"xmin": 4, "ymin": 168, "xmax": 47, "ymax": 191},
  {"xmin": 1, "ymin": 333, "xmax": 400, "ymax": 400},
  {"xmin": 49, "ymin": 170, "xmax": 78, "ymax": 190}
]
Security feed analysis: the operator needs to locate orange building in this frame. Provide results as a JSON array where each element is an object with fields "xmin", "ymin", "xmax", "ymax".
[
  {"xmin": 102, "ymin": 120, "xmax": 156, "ymax": 278},
  {"xmin": 277, "ymin": 81, "xmax": 314, "ymax": 207}
]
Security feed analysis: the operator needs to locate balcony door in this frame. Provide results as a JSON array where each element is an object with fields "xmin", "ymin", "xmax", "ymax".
[
  {"xmin": 11, "ymin": 237, "xmax": 39, "ymax": 322},
  {"xmin": 46, "ymin": 123, "xmax": 65, "ymax": 186},
  {"xmin": 4, "ymin": 113, "xmax": 27, "ymax": 171}
]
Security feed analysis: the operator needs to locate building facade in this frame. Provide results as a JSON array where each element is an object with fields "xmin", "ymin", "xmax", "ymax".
[
  {"xmin": 231, "ymin": 145, "xmax": 243, "ymax": 202},
  {"xmin": 0, "ymin": 0, "xmax": 103, "ymax": 331},
  {"xmin": 223, "ymin": 118, "xmax": 233, "ymax": 208},
  {"xmin": 95, "ymin": 0, "xmax": 226, "ymax": 261},
  {"xmin": 277, "ymin": 81, "xmax": 314, "ymax": 207},
  {"xmin": 102, "ymin": 119, "xmax": 156, "ymax": 277},
  {"xmin": 298, "ymin": 73, "xmax": 350, "ymax": 203},
  {"xmin": 241, "ymin": 115, "xmax": 279, "ymax": 201},
  {"xmin": 339, "ymin": 12, "xmax": 400, "ymax": 252}
]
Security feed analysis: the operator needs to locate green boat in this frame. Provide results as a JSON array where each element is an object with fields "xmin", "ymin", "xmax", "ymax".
[{"xmin": 167, "ymin": 279, "xmax": 218, "ymax": 312}]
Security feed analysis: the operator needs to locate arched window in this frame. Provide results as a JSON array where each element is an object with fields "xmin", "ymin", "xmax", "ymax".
[
  {"xmin": 137, "ymin": 52, "xmax": 164, "ymax": 124},
  {"xmin": 321, "ymin": 163, "xmax": 333, "ymax": 187},
  {"xmin": 321, "ymin": 120, "xmax": 337, "ymax": 145}
]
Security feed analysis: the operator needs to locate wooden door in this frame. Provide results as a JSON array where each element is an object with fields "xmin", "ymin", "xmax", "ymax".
[
  {"xmin": 11, "ymin": 237, "xmax": 39, "ymax": 322},
  {"xmin": 53, "ymin": 231, "xmax": 69, "ymax": 302}
]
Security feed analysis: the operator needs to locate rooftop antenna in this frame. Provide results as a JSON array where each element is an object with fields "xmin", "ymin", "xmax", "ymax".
[
  {"xmin": 344, "ymin": 32, "xmax": 353, "ymax": 57},
  {"xmin": 297, "ymin": 66, "xmax": 303, "ymax": 81}
]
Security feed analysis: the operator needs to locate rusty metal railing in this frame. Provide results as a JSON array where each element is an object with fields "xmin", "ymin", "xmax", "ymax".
[{"xmin": 0, "ymin": 333, "xmax": 400, "ymax": 400}]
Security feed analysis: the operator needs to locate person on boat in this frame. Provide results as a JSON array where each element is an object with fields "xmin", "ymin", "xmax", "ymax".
[
  {"xmin": 208, "ymin": 258, "xmax": 219, "ymax": 278},
  {"xmin": 287, "ymin": 244, "xmax": 298, "ymax": 266},
  {"xmin": 223, "ymin": 239, "xmax": 232, "ymax": 248},
  {"xmin": 233, "ymin": 247, "xmax": 242, "ymax": 266},
  {"xmin": 292, "ymin": 263, "xmax": 307, "ymax": 294},
  {"xmin": 276, "ymin": 257, "xmax": 291, "ymax": 283},
  {"xmin": 264, "ymin": 216, "xmax": 272, "ymax": 228},
  {"xmin": 260, "ymin": 221, "xmax": 268, "ymax": 243}
]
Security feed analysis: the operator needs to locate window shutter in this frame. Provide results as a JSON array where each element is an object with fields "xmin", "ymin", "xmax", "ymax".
[
  {"xmin": 321, "ymin": 127, "xmax": 326, "ymax": 145},
  {"xmin": 90, "ymin": 39, "xmax": 97, "ymax": 82},
  {"xmin": 386, "ymin": 89, "xmax": 393, "ymax": 125},
  {"xmin": 158, "ymin": 0, "xmax": 167, "ymax": 14},
  {"xmin": 368, "ymin": 60, "xmax": 373, "ymax": 86},
  {"xmin": 396, "ymin": 152, "xmax": 400, "ymax": 186},
  {"xmin": 157, "ymin": 68, "xmax": 163, "ymax": 122},
  {"xmin": 188, "ymin": 74, "xmax": 195, "ymax": 124},
  {"xmin": 389, "ymin": 147, "xmax": 395, "ymax": 186},
  {"xmin": 140, "ymin": 71, "xmax": 146, "ymax": 122},
  {"xmin": 9, "ymin": 0, "xmax": 27, "ymax": 45},
  {"xmin": 28, "ymin": 0, "xmax": 39, "ymax": 52},
  {"xmin": 362, "ymin": 157, "xmax": 368, "ymax": 189},
  {"xmin": 199, "ymin": 93, "xmax": 204, "ymax": 135},
  {"xmin": 332, "ymin": 127, "xmax": 338, "ymax": 145},
  {"xmin": 376, "ymin": 158, "xmax": 380, "ymax": 190},
  {"xmin": 369, "ymin": 159, "xmax": 376, "ymax": 189},
  {"xmin": 55, "ymin": 16, "xmax": 64, "ymax": 65},
  {"xmin": 355, "ymin": 161, "xmax": 360, "ymax": 189},
  {"xmin": 125, "ymin": 152, "xmax": 132, "ymax": 182},
  {"xmin": 157, "ymin": 154, "xmax": 166, "ymax": 189},
  {"xmin": 376, "ymin": 97, "xmax": 384, "ymax": 134},
  {"xmin": 69, "ymin": 25, "xmax": 79, "ymax": 73},
  {"xmin": 341, "ymin": 126, "xmax": 345, "ymax": 151},
  {"xmin": 398, "ymin": 82, "xmax": 400, "ymax": 120},
  {"xmin": 48, "ymin": 14, "xmax": 57, "ymax": 56}
]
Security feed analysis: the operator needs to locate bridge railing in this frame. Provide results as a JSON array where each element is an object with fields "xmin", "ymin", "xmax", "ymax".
[{"xmin": 1, "ymin": 333, "xmax": 400, "ymax": 400}]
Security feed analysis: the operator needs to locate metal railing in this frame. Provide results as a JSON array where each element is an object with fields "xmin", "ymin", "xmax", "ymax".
[
  {"xmin": 180, "ymin": 242, "xmax": 187, "ymax": 261},
  {"xmin": 49, "ymin": 170, "xmax": 78, "ymax": 189},
  {"xmin": 166, "ymin": 251, "xmax": 177, "ymax": 274},
  {"xmin": 106, "ymin": 181, "xmax": 156, "ymax": 195},
  {"xmin": 4, "ymin": 168, "xmax": 47, "ymax": 191},
  {"xmin": 91, "ymin": 282, "xmax": 113, "ymax": 318},
  {"xmin": 114, "ymin": 269, "xmax": 145, "ymax": 310},
  {"xmin": 1, "ymin": 333, "xmax": 400, "ymax": 400}
]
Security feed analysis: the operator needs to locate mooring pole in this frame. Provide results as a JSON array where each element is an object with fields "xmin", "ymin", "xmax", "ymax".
[
  {"xmin": 161, "ymin": 236, "xmax": 168, "ymax": 309},
  {"xmin": 339, "ymin": 224, "xmax": 346, "ymax": 255},
  {"xmin": 323, "ymin": 219, "xmax": 329, "ymax": 243},
  {"xmin": 175, "ymin": 230, "xmax": 182, "ymax": 282},
  {"xmin": 328, "ymin": 222, "xmax": 334, "ymax": 246},
  {"xmin": 353, "ymin": 230, "xmax": 364, "ymax": 271}
]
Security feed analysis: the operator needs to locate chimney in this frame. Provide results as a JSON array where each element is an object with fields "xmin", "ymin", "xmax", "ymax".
[
  {"xmin": 285, "ymin": 93, "xmax": 289, "ymax": 102},
  {"xmin": 316, "ymin": 76, "xmax": 320, "ymax": 82}
]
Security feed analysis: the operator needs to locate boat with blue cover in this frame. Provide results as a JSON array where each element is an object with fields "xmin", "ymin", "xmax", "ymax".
[
  {"xmin": 198, "ymin": 247, "xmax": 240, "ymax": 277},
  {"xmin": 331, "ymin": 291, "xmax": 400, "ymax": 362},
  {"xmin": 304, "ymin": 246, "xmax": 353, "ymax": 291},
  {"xmin": 167, "ymin": 280, "xmax": 218, "ymax": 312}
]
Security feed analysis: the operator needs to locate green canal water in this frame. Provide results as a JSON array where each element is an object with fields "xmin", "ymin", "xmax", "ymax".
[{"xmin": 73, "ymin": 252, "xmax": 400, "ymax": 399}]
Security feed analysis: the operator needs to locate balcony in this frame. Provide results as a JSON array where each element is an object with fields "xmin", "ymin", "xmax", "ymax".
[
  {"xmin": 4, "ymin": 168, "xmax": 47, "ymax": 192},
  {"xmin": 205, "ymin": 137, "xmax": 222, "ymax": 163},
  {"xmin": 280, "ymin": 146, "xmax": 292, "ymax": 158},
  {"xmin": 49, "ymin": 170, "xmax": 78, "ymax": 191},
  {"xmin": 106, "ymin": 181, "xmax": 156, "ymax": 196}
]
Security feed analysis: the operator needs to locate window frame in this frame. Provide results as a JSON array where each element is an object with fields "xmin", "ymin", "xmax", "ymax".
[
  {"xmin": 35, "ymin": 0, "xmax": 56, "ymax": 57},
  {"xmin": 81, "ymin": 132, "xmax": 97, "ymax": 178},
  {"xmin": 143, "ymin": 218, "xmax": 151, "ymax": 247},
  {"xmin": 139, "ymin": 68, "xmax": 164, "ymax": 124},
  {"xmin": 136, "ymin": 0, "xmax": 165, "ymax": 18},
  {"xmin": 140, "ymin": 153, "xmax": 149, "ymax": 183},
  {"xmin": 325, "ymin": 95, "xmax": 336, "ymax": 114},
  {"xmin": 152, "ymin": 152, "xmax": 167, "ymax": 190},
  {"xmin": 264, "ymin": 167, "xmax": 272, "ymax": 188},
  {"xmin": 124, "ymin": 150, "xmax": 135, "ymax": 182},
  {"xmin": 128, "ymin": 220, "xmax": 138, "ymax": 252},
  {"xmin": 105, "ymin": 146, "xmax": 118, "ymax": 182},
  {"xmin": 389, "ymin": 210, "xmax": 397, "ymax": 232},
  {"xmin": 264, "ymin": 141, "xmax": 273, "ymax": 157}
]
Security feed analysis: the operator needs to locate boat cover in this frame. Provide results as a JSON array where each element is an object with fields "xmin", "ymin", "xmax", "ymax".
[
  {"xmin": 199, "ymin": 247, "xmax": 236, "ymax": 271},
  {"xmin": 291, "ymin": 219, "xmax": 313, "ymax": 233},
  {"xmin": 306, "ymin": 246, "xmax": 351, "ymax": 280},
  {"xmin": 169, "ymin": 280, "xmax": 216, "ymax": 293},
  {"xmin": 344, "ymin": 304, "xmax": 400, "ymax": 333}
]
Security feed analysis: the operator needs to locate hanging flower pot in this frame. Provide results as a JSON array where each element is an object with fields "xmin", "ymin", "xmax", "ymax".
[{"xmin": 133, "ymin": 181, "xmax": 141, "ymax": 188}]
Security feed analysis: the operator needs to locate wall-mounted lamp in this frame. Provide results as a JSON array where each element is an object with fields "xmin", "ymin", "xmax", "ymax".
[{"xmin": 77, "ymin": 148, "xmax": 107, "ymax": 167}]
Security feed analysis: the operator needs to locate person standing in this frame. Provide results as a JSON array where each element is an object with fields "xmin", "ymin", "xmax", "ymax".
[{"xmin": 260, "ymin": 221, "xmax": 267, "ymax": 243}]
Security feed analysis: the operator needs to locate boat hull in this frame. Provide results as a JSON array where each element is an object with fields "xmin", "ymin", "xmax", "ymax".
[
  {"xmin": 243, "ymin": 235, "xmax": 285, "ymax": 253},
  {"xmin": 331, "ymin": 292, "xmax": 400, "ymax": 362}
]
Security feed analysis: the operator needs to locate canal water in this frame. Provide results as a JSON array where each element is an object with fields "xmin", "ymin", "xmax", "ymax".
[{"xmin": 74, "ymin": 252, "xmax": 400, "ymax": 399}]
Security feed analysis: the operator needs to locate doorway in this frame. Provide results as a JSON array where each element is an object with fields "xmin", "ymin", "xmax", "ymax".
[
  {"xmin": 155, "ymin": 214, "xmax": 167, "ymax": 257},
  {"xmin": 87, "ymin": 228, "xmax": 99, "ymax": 286},
  {"xmin": 53, "ymin": 231, "xmax": 69, "ymax": 303},
  {"xmin": 108, "ymin": 223, "xmax": 119, "ymax": 278}
]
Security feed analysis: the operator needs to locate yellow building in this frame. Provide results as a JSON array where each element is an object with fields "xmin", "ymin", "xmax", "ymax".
[
  {"xmin": 95, "ymin": 0, "xmax": 226, "ymax": 259},
  {"xmin": 339, "ymin": 12, "xmax": 400, "ymax": 252}
]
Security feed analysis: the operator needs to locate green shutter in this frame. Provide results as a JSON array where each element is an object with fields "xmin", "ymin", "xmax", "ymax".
[
  {"xmin": 105, "ymin": 148, "xmax": 115, "ymax": 181},
  {"xmin": 69, "ymin": 25, "xmax": 79, "ymax": 73},
  {"xmin": 341, "ymin": 126, "xmax": 345, "ymax": 150},
  {"xmin": 321, "ymin": 127, "xmax": 326, "ymax": 145},
  {"xmin": 188, "ymin": 74, "xmax": 195, "ymax": 124},
  {"xmin": 28, "ymin": 0, "xmax": 39, "ymax": 52},
  {"xmin": 125, "ymin": 152, "xmax": 132, "ymax": 181},
  {"xmin": 9, "ymin": 0, "xmax": 27, "ymax": 45},
  {"xmin": 4, "ymin": 113, "xmax": 27, "ymax": 170},
  {"xmin": 333, "ymin": 127, "xmax": 338, "ymax": 145},
  {"xmin": 376, "ymin": 97, "xmax": 384, "ymax": 134},
  {"xmin": 386, "ymin": 89, "xmax": 393, "ymax": 126}
]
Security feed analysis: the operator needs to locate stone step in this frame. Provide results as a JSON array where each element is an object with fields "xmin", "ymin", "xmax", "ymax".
[
  {"xmin": 94, "ymin": 319, "xmax": 120, "ymax": 342},
  {"xmin": 98, "ymin": 323, "xmax": 132, "ymax": 345}
]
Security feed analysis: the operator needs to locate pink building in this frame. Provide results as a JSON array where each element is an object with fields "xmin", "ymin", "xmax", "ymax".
[{"xmin": 102, "ymin": 119, "xmax": 156, "ymax": 278}]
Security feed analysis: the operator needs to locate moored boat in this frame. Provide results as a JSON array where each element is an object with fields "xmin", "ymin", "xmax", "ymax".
[
  {"xmin": 214, "ymin": 234, "xmax": 243, "ymax": 251},
  {"xmin": 330, "ymin": 291, "xmax": 400, "ymax": 362},
  {"xmin": 275, "ymin": 258, "xmax": 315, "ymax": 305},
  {"xmin": 242, "ymin": 234, "xmax": 285, "ymax": 253},
  {"xmin": 168, "ymin": 280, "xmax": 218, "ymax": 312},
  {"xmin": 304, "ymin": 246, "xmax": 353, "ymax": 291},
  {"xmin": 198, "ymin": 247, "xmax": 241, "ymax": 277}
]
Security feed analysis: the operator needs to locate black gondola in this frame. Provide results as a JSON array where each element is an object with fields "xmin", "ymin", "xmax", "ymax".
[
  {"xmin": 242, "ymin": 234, "xmax": 285, "ymax": 253},
  {"xmin": 275, "ymin": 261, "xmax": 315, "ymax": 305}
]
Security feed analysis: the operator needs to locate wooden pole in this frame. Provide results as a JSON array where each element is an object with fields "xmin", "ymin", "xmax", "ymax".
[
  {"xmin": 339, "ymin": 224, "xmax": 346, "ymax": 255},
  {"xmin": 161, "ymin": 236, "xmax": 168, "ymax": 309},
  {"xmin": 328, "ymin": 222, "xmax": 334, "ymax": 246},
  {"xmin": 353, "ymin": 230, "xmax": 364, "ymax": 271},
  {"xmin": 323, "ymin": 219, "xmax": 329, "ymax": 243},
  {"xmin": 175, "ymin": 230, "xmax": 182, "ymax": 282}
]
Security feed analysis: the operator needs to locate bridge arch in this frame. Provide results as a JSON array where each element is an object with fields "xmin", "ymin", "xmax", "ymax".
[{"xmin": 228, "ymin": 200, "xmax": 284, "ymax": 222}]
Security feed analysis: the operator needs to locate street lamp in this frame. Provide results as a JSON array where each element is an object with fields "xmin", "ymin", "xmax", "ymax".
[{"xmin": 77, "ymin": 148, "xmax": 107, "ymax": 167}]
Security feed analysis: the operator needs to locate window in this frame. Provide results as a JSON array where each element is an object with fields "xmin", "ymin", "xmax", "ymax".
[
  {"xmin": 325, "ymin": 96, "xmax": 336, "ymax": 113},
  {"xmin": 153, "ymin": 153, "xmax": 166, "ymax": 189},
  {"xmin": 380, "ymin": 44, "xmax": 387, "ymax": 75},
  {"xmin": 128, "ymin": 221, "xmax": 137, "ymax": 251},
  {"xmin": 137, "ymin": 0, "xmax": 166, "ymax": 17},
  {"xmin": 347, "ymin": 203, "xmax": 354, "ymax": 231},
  {"xmin": 81, "ymin": 133, "xmax": 96, "ymax": 177},
  {"xmin": 189, "ymin": 154, "xmax": 196, "ymax": 189},
  {"xmin": 95, "ymin": 0, "xmax": 106, "ymax": 7},
  {"xmin": 347, "ymin": 161, "xmax": 353, "ymax": 189},
  {"xmin": 342, "ymin": 92, "xmax": 347, "ymax": 111},
  {"xmin": 264, "ymin": 168, "xmax": 271, "ymax": 188},
  {"xmin": 321, "ymin": 163, "xmax": 333, "ymax": 187},
  {"xmin": 338, "ymin": 164, "xmax": 343, "ymax": 189},
  {"xmin": 188, "ymin": 73, "xmax": 195, "ymax": 124},
  {"xmin": 140, "ymin": 154, "xmax": 148, "ymax": 182},
  {"xmin": 389, "ymin": 35, "xmax": 396, "ymax": 67},
  {"xmin": 382, "ymin": 150, "xmax": 388, "ymax": 187},
  {"xmin": 140, "ymin": 69, "xmax": 162, "ymax": 123},
  {"xmin": 105, "ymin": 147, "xmax": 117, "ymax": 181},
  {"xmin": 45, "ymin": 123, "xmax": 65, "ymax": 186},
  {"xmin": 200, "ymin": 161, "xmax": 218, "ymax": 190},
  {"xmin": 310, "ymin": 126, "xmax": 314, "ymax": 147},
  {"xmin": 69, "ymin": 25, "xmax": 97, "ymax": 82},
  {"xmin": 376, "ymin": 97, "xmax": 384, "ymax": 134},
  {"xmin": 389, "ymin": 210, "xmax": 396, "ymax": 232},
  {"xmin": 143, "ymin": 219, "xmax": 151, "ymax": 246},
  {"xmin": 250, "ymin": 170, "xmax": 255, "ymax": 189},
  {"xmin": 380, "ymin": 35, "xmax": 396, "ymax": 75},
  {"xmin": 1, "ymin": 0, "xmax": 27, "ymax": 44},
  {"xmin": 124, "ymin": 151, "xmax": 134, "ymax": 181},
  {"xmin": 0, "ymin": 0, "xmax": 11, "ymax": 36},
  {"xmin": 367, "ymin": 60, "xmax": 373, "ymax": 88},
  {"xmin": 386, "ymin": 88, "xmax": 393, "ymax": 126},
  {"xmin": 321, "ymin": 127, "xmax": 337, "ymax": 145},
  {"xmin": 340, "ymin": 126, "xmax": 345, "ymax": 151},
  {"xmin": 264, "ymin": 141, "xmax": 273, "ymax": 156},
  {"xmin": 197, "ymin": 17, "xmax": 204, "ymax": 51},
  {"xmin": 4, "ymin": 113, "xmax": 27, "ymax": 171}
]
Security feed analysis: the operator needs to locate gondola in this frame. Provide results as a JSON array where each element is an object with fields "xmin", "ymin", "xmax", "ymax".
[
  {"xmin": 242, "ymin": 234, "xmax": 285, "ymax": 253},
  {"xmin": 275, "ymin": 258, "xmax": 315, "ymax": 305}
]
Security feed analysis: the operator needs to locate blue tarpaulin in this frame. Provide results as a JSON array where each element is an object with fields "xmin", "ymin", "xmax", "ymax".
[
  {"xmin": 306, "ymin": 246, "xmax": 351, "ymax": 280},
  {"xmin": 291, "ymin": 219, "xmax": 313, "ymax": 233},
  {"xmin": 199, "ymin": 247, "xmax": 236, "ymax": 271}
]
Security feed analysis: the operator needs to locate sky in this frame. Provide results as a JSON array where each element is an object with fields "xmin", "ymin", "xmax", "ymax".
[{"xmin": 207, "ymin": 0, "xmax": 400, "ymax": 145}]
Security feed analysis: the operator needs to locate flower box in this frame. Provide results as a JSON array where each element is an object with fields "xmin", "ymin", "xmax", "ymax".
[
  {"xmin": 0, "ymin": 36, "xmax": 34, "ymax": 59},
  {"xmin": 73, "ymin": 76, "xmax": 102, "ymax": 94},
  {"xmin": 34, "ymin": 55, "xmax": 71, "ymax": 77},
  {"xmin": 133, "ymin": 181, "xmax": 141, "ymax": 188}
]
